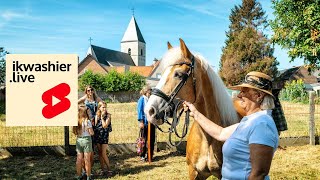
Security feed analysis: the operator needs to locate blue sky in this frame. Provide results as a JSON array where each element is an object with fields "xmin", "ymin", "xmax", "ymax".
[{"xmin": 1, "ymin": 0, "xmax": 304, "ymax": 72}]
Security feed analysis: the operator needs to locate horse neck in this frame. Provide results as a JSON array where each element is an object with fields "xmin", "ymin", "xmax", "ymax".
[{"xmin": 193, "ymin": 61, "xmax": 223, "ymax": 126}]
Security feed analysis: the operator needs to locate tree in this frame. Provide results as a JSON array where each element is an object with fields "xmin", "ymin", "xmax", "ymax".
[
  {"xmin": 279, "ymin": 79, "xmax": 308, "ymax": 103},
  {"xmin": 270, "ymin": 0, "xmax": 320, "ymax": 70},
  {"xmin": 219, "ymin": 0, "xmax": 279, "ymax": 86},
  {"xmin": 79, "ymin": 70, "xmax": 146, "ymax": 92},
  {"xmin": 0, "ymin": 47, "xmax": 9, "ymax": 85}
]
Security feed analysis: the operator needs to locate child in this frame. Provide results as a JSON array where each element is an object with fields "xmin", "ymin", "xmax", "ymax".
[
  {"xmin": 73, "ymin": 106, "xmax": 94, "ymax": 180},
  {"xmin": 94, "ymin": 101, "xmax": 113, "ymax": 177}
]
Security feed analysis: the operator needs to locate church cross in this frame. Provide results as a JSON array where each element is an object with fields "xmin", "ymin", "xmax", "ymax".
[
  {"xmin": 131, "ymin": 7, "xmax": 135, "ymax": 16},
  {"xmin": 88, "ymin": 37, "xmax": 93, "ymax": 45}
]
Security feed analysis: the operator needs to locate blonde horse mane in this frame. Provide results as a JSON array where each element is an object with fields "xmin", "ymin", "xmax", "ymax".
[
  {"xmin": 159, "ymin": 47, "xmax": 239, "ymax": 126},
  {"xmin": 195, "ymin": 54, "xmax": 239, "ymax": 126}
]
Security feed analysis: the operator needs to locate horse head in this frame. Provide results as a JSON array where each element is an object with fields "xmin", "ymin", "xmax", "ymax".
[{"xmin": 145, "ymin": 38, "xmax": 197, "ymax": 126}]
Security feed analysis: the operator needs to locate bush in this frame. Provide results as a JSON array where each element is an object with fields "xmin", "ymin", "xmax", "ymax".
[
  {"xmin": 279, "ymin": 79, "xmax": 309, "ymax": 104},
  {"xmin": 79, "ymin": 70, "xmax": 146, "ymax": 92}
]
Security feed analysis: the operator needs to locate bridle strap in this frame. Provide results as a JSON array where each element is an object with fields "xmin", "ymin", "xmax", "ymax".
[
  {"xmin": 151, "ymin": 56, "xmax": 196, "ymax": 147},
  {"xmin": 151, "ymin": 56, "xmax": 195, "ymax": 105},
  {"xmin": 151, "ymin": 88, "xmax": 171, "ymax": 102}
]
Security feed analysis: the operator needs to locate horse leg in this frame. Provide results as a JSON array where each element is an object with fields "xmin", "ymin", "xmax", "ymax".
[{"xmin": 188, "ymin": 164, "xmax": 198, "ymax": 180}]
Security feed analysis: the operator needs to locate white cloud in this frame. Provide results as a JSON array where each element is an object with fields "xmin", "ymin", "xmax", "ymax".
[
  {"xmin": 1, "ymin": 10, "xmax": 25, "ymax": 21},
  {"xmin": 153, "ymin": 0, "xmax": 228, "ymax": 19}
]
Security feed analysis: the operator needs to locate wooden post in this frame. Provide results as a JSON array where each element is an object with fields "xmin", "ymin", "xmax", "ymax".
[
  {"xmin": 148, "ymin": 122, "xmax": 152, "ymax": 163},
  {"xmin": 309, "ymin": 91, "xmax": 316, "ymax": 145},
  {"xmin": 64, "ymin": 126, "xmax": 70, "ymax": 155}
]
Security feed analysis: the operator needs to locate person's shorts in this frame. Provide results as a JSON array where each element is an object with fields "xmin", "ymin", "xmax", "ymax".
[{"xmin": 76, "ymin": 136, "xmax": 93, "ymax": 153}]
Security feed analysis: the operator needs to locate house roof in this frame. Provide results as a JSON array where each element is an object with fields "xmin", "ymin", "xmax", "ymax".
[
  {"xmin": 130, "ymin": 66, "xmax": 154, "ymax": 77},
  {"xmin": 78, "ymin": 54, "xmax": 108, "ymax": 73},
  {"xmin": 149, "ymin": 59, "xmax": 161, "ymax": 77},
  {"xmin": 121, "ymin": 16, "xmax": 145, "ymax": 43},
  {"xmin": 88, "ymin": 45, "xmax": 135, "ymax": 66},
  {"xmin": 105, "ymin": 65, "xmax": 154, "ymax": 77},
  {"xmin": 278, "ymin": 66, "xmax": 300, "ymax": 80}
]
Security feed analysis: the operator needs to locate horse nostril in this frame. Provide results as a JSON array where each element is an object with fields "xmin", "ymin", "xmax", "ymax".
[{"xmin": 149, "ymin": 107, "xmax": 155, "ymax": 116}]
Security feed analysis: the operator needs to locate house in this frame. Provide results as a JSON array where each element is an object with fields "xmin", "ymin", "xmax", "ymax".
[
  {"xmin": 78, "ymin": 15, "xmax": 161, "ymax": 86},
  {"xmin": 273, "ymin": 66, "xmax": 319, "ymax": 92}
]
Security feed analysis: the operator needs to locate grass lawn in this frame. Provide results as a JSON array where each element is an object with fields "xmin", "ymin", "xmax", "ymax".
[
  {"xmin": 0, "ymin": 101, "xmax": 320, "ymax": 147},
  {"xmin": 0, "ymin": 145, "xmax": 319, "ymax": 179}
]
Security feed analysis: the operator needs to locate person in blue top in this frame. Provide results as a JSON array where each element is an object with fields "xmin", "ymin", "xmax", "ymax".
[
  {"xmin": 184, "ymin": 71, "xmax": 278, "ymax": 180},
  {"xmin": 137, "ymin": 85, "xmax": 155, "ymax": 161}
]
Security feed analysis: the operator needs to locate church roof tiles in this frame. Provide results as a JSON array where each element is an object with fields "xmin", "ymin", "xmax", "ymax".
[{"xmin": 89, "ymin": 45, "xmax": 135, "ymax": 66}]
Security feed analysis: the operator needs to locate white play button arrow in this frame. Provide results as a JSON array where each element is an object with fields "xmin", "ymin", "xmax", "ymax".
[{"xmin": 52, "ymin": 96, "xmax": 61, "ymax": 106}]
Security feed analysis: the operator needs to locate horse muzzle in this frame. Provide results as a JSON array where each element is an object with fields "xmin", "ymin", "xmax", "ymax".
[{"xmin": 145, "ymin": 103, "xmax": 174, "ymax": 126}]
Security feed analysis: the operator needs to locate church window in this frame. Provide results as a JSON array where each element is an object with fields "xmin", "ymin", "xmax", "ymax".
[
  {"xmin": 128, "ymin": 48, "xmax": 131, "ymax": 55},
  {"xmin": 141, "ymin": 49, "xmax": 143, "ymax": 56}
]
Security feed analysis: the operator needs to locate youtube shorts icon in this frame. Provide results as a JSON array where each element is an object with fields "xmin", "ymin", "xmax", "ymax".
[
  {"xmin": 42, "ymin": 83, "xmax": 71, "ymax": 119},
  {"xmin": 6, "ymin": 54, "xmax": 78, "ymax": 126}
]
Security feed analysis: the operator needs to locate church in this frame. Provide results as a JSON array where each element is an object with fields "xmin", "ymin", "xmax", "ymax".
[{"xmin": 78, "ymin": 15, "xmax": 161, "ymax": 86}]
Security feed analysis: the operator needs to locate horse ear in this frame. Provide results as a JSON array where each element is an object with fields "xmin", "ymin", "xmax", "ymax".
[
  {"xmin": 179, "ymin": 38, "xmax": 192, "ymax": 58},
  {"xmin": 167, "ymin": 42, "xmax": 173, "ymax": 49}
]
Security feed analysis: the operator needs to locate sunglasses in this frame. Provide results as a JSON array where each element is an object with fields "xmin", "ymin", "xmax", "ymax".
[{"xmin": 87, "ymin": 89, "xmax": 93, "ymax": 92}]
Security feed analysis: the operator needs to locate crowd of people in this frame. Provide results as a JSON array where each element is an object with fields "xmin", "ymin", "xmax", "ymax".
[
  {"xmin": 75, "ymin": 84, "xmax": 157, "ymax": 179},
  {"xmin": 75, "ymin": 85, "xmax": 112, "ymax": 180},
  {"xmin": 74, "ymin": 71, "xmax": 288, "ymax": 179}
]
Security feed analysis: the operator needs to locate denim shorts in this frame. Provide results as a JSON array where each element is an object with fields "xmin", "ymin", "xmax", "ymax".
[{"xmin": 76, "ymin": 136, "xmax": 93, "ymax": 153}]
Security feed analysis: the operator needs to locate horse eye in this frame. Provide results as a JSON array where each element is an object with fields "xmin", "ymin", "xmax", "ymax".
[{"xmin": 174, "ymin": 72, "xmax": 183, "ymax": 79}]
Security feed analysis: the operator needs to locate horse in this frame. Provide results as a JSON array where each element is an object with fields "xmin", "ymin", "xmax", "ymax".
[{"xmin": 145, "ymin": 38, "xmax": 241, "ymax": 179}]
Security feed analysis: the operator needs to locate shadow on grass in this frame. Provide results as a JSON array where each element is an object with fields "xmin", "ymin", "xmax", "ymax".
[
  {"xmin": 0, "ymin": 151, "xmax": 185, "ymax": 179},
  {"xmin": 0, "ymin": 155, "xmax": 75, "ymax": 179},
  {"xmin": 105, "ymin": 151, "xmax": 185, "ymax": 178}
]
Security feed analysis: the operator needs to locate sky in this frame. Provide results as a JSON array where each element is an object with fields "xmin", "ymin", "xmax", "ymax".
[{"xmin": 1, "ymin": 0, "xmax": 304, "ymax": 72}]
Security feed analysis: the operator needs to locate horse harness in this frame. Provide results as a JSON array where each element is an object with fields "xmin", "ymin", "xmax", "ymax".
[{"xmin": 151, "ymin": 56, "xmax": 196, "ymax": 146}]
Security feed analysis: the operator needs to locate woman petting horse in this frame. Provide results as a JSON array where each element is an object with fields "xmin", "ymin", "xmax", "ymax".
[
  {"xmin": 184, "ymin": 71, "xmax": 278, "ymax": 180},
  {"xmin": 145, "ymin": 39, "xmax": 240, "ymax": 179}
]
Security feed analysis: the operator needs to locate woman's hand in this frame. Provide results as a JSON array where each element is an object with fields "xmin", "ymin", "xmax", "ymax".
[
  {"xmin": 183, "ymin": 101, "xmax": 198, "ymax": 117},
  {"xmin": 139, "ymin": 121, "xmax": 144, "ymax": 129}
]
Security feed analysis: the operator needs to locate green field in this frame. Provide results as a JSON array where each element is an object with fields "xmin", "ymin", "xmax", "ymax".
[
  {"xmin": 0, "ymin": 101, "xmax": 319, "ymax": 147},
  {"xmin": 1, "ymin": 145, "xmax": 319, "ymax": 179}
]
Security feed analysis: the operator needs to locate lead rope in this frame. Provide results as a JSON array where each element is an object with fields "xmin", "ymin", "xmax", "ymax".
[{"xmin": 168, "ymin": 100, "xmax": 190, "ymax": 147}]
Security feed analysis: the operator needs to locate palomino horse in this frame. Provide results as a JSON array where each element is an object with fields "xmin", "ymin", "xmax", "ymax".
[{"xmin": 145, "ymin": 39, "xmax": 240, "ymax": 179}]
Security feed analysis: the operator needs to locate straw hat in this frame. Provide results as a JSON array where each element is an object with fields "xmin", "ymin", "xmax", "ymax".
[{"xmin": 229, "ymin": 71, "xmax": 274, "ymax": 97}]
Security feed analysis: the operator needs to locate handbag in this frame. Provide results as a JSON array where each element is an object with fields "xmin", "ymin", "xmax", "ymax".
[{"xmin": 136, "ymin": 128, "xmax": 145, "ymax": 156}]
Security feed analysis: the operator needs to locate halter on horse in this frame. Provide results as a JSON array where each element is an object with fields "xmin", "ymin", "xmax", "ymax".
[
  {"xmin": 145, "ymin": 39, "xmax": 239, "ymax": 179},
  {"xmin": 150, "ymin": 51, "xmax": 196, "ymax": 146}
]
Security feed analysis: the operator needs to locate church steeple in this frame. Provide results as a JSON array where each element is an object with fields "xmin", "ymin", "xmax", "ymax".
[
  {"xmin": 121, "ymin": 15, "xmax": 146, "ymax": 66},
  {"xmin": 121, "ymin": 16, "xmax": 145, "ymax": 43}
]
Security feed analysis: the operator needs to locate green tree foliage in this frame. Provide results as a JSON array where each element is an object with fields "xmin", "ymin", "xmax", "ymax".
[
  {"xmin": 270, "ymin": 0, "xmax": 320, "ymax": 70},
  {"xmin": 279, "ymin": 79, "xmax": 309, "ymax": 103},
  {"xmin": 79, "ymin": 70, "xmax": 146, "ymax": 92},
  {"xmin": 78, "ymin": 70, "xmax": 104, "ymax": 91},
  {"xmin": 0, "ymin": 47, "xmax": 9, "ymax": 84},
  {"xmin": 219, "ymin": 0, "xmax": 279, "ymax": 86}
]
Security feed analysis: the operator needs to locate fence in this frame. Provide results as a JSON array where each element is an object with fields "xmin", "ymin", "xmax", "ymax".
[{"xmin": 0, "ymin": 94, "xmax": 319, "ymax": 154}]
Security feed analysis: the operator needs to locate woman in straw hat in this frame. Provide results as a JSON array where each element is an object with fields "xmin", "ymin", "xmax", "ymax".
[{"xmin": 184, "ymin": 71, "xmax": 278, "ymax": 180}]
